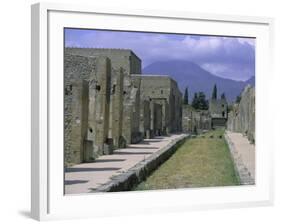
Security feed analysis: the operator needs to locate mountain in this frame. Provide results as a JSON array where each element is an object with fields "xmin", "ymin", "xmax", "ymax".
[
  {"xmin": 245, "ymin": 76, "xmax": 255, "ymax": 87},
  {"xmin": 142, "ymin": 60, "xmax": 255, "ymax": 103}
]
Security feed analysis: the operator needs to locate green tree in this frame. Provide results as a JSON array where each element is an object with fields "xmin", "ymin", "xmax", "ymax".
[
  {"xmin": 212, "ymin": 84, "xmax": 217, "ymax": 99},
  {"xmin": 192, "ymin": 92, "xmax": 199, "ymax": 109},
  {"xmin": 197, "ymin": 92, "xmax": 209, "ymax": 110},
  {"xmin": 183, "ymin": 87, "xmax": 189, "ymax": 105},
  {"xmin": 221, "ymin": 92, "xmax": 226, "ymax": 100},
  {"xmin": 236, "ymin": 95, "xmax": 241, "ymax": 103},
  {"xmin": 192, "ymin": 92, "xmax": 208, "ymax": 110}
]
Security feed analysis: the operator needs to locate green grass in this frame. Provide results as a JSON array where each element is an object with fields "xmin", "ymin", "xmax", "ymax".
[{"xmin": 134, "ymin": 129, "xmax": 240, "ymax": 191}]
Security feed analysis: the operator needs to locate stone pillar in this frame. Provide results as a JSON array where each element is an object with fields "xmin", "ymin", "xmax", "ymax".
[
  {"xmin": 131, "ymin": 76, "xmax": 142, "ymax": 143},
  {"xmin": 150, "ymin": 101, "xmax": 162, "ymax": 136},
  {"xmin": 170, "ymin": 94, "xmax": 176, "ymax": 132},
  {"xmin": 122, "ymin": 75, "xmax": 142, "ymax": 144},
  {"xmin": 67, "ymin": 80, "xmax": 89, "ymax": 165},
  {"xmin": 122, "ymin": 75, "xmax": 133, "ymax": 145},
  {"xmin": 86, "ymin": 57, "xmax": 111, "ymax": 158},
  {"xmin": 149, "ymin": 101, "xmax": 155, "ymax": 137},
  {"xmin": 140, "ymin": 99, "xmax": 151, "ymax": 139},
  {"xmin": 108, "ymin": 68, "xmax": 124, "ymax": 149},
  {"xmin": 155, "ymin": 103, "xmax": 163, "ymax": 136}
]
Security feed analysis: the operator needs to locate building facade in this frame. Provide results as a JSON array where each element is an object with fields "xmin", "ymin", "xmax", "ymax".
[
  {"xmin": 209, "ymin": 98, "xmax": 228, "ymax": 128},
  {"xmin": 64, "ymin": 48, "xmax": 184, "ymax": 167},
  {"xmin": 134, "ymin": 74, "xmax": 183, "ymax": 136}
]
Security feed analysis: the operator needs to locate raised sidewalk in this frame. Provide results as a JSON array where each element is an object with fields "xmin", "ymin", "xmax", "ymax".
[
  {"xmin": 65, "ymin": 134, "xmax": 187, "ymax": 194},
  {"xmin": 225, "ymin": 131, "xmax": 255, "ymax": 185}
]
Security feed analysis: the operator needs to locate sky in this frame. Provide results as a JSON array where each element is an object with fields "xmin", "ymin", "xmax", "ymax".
[{"xmin": 65, "ymin": 28, "xmax": 255, "ymax": 81}]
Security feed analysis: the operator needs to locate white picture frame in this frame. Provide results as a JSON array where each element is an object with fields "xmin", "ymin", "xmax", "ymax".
[{"xmin": 31, "ymin": 2, "xmax": 274, "ymax": 221}]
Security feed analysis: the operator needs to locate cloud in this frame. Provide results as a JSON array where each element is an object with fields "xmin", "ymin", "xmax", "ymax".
[{"xmin": 65, "ymin": 29, "xmax": 255, "ymax": 81}]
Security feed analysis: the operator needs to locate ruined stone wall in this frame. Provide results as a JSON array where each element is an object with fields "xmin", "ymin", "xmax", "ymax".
[
  {"xmin": 66, "ymin": 48, "xmax": 143, "ymax": 146},
  {"xmin": 65, "ymin": 48, "xmax": 141, "ymax": 75},
  {"xmin": 170, "ymin": 79, "xmax": 183, "ymax": 132},
  {"xmin": 151, "ymin": 99, "xmax": 169, "ymax": 135},
  {"xmin": 209, "ymin": 98, "xmax": 228, "ymax": 128},
  {"xmin": 64, "ymin": 54, "xmax": 94, "ymax": 166},
  {"xmin": 90, "ymin": 57, "xmax": 111, "ymax": 156},
  {"xmin": 135, "ymin": 75, "xmax": 182, "ymax": 135},
  {"xmin": 108, "ymin": 68, "xmax": 124, "ymax": 149},
  {"xmin": 130, "ymin": 76, "xmax": 142, "ymax": 143},
  {"xmin": 139, "ymin": 99, "xmax": 151, "ymax": 138},
  {"xmin": 149, "ymin": 102, "xmax": 163, "ymax": 136},
  {"xmin": 182, "ymin": 104, "xmax": 211, "ymax": 134},
  {"xmin": 120, "ymin": 75, "xmax": 142, "ymax": 144},
  {"xmin": 209, "ymin": 99, "xmax": 228, "ymax": 119},
  {"xmin": 199, "ymin": 111, "xmax": 212, "ymax": 130},
  {"xmin": 154, "ymin": 103, "xmax": 163, "ymax": 136},
  {"xmin": 65, "ymin": 54, "xmax": 115, "ymax": 166},
  {"xmin": 182, "ymin": 105, "xmax": 194, "ymax": 133},
  {"xmin": 227, "ymin": 85, "xmax": 255, "ymax": 143}
]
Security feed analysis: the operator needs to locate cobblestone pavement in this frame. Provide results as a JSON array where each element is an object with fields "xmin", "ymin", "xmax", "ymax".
[
  {"xmin": 225, "ymin": 131, "xmax": 255, "ymax": 184},
  {"xmin": 65, "ymin": 134, "xmax": 185, "ymax": 194}
]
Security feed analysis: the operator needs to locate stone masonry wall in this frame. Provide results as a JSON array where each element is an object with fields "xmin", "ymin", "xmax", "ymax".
[
  {"xmin": 66, "ymin": 48, "xmax": 143, "ymax": 146},
  {"xmin": 108, "ymin": 68, "xmax": 124, "ymax": 149},
  {"xmin": 139, "ymin": 99, "xmax": 151, "ymax": 138},
  {"xmin": 134, "ymin": 75, "xmax": 182, "ymax": 134},
  {"xmin": 227, "ymin": 85, "xmax": 255, "ymax": 143},
  {"xmin": 64, "ymin": 54, "xmax": 114, "ymax": 165},
  {"xmin": 64, "ymin": 48, "xmax": 191, "ymax": 168},
  {"xmin": 182, "ymin": 104, "xmax": 212, "ymax": 134},
  {"xmin": 64, "ymin": 54, "xmax": 95, "ymax": 166},
  {"xmin": 65, "ymin": 48, "xmax": 141, "ymax": 75}
]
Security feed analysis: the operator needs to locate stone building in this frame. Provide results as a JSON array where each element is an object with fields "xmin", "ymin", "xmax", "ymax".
[
  {"xmin": 133, "ymin": 75, "xmax": 182, "ymax": 136},
  {"xmin": 64, "ymin": 48, "xmax": 184, "ymax": 167},
  {"xmin": 182, "ymin": 105, "xmax": 212, "ymax": 134},
  {"xmin": 66, "ymin": 48, "xmax": 143, "ymax": 145},
  {"xmin": 65, "ymin": 48, "xmax": 141, "ymax": 74},
  {"xmin": 64, "ymin": 54, "xmax": 112, "ymax": 165},
  {"xmin": 227, "ymin": 85, "xmax": 255, "ymax": 143},
  {"xmin": 64, "ymin": 48, "xmax": 143, "ymax": 167},
  {"xmin": 209, "ymin": 98, "xmax": 228, "ymax": 128}
]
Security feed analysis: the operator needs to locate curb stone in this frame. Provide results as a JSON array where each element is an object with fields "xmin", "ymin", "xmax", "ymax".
[
  {"xmin": 224, "ymin": 132, "xmax": 255, "ymax": 185},
  {"xmin": 94, "ymin": 134, "xmax": 189, "ymax": 192}
]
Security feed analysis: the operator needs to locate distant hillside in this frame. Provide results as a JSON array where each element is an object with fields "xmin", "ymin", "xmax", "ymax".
[
  {"xmin": 245, "ymin": 76, "xmax": 255, "ymax": 87},
  {"xmin": 143, "ymin": 60, "xmax": 255, "ymax": 102}
]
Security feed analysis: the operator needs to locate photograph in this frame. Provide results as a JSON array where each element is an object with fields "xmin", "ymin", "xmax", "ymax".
[{"xmin": 63, "ymin": 28, "xmax": 256, "ymax": 194}]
